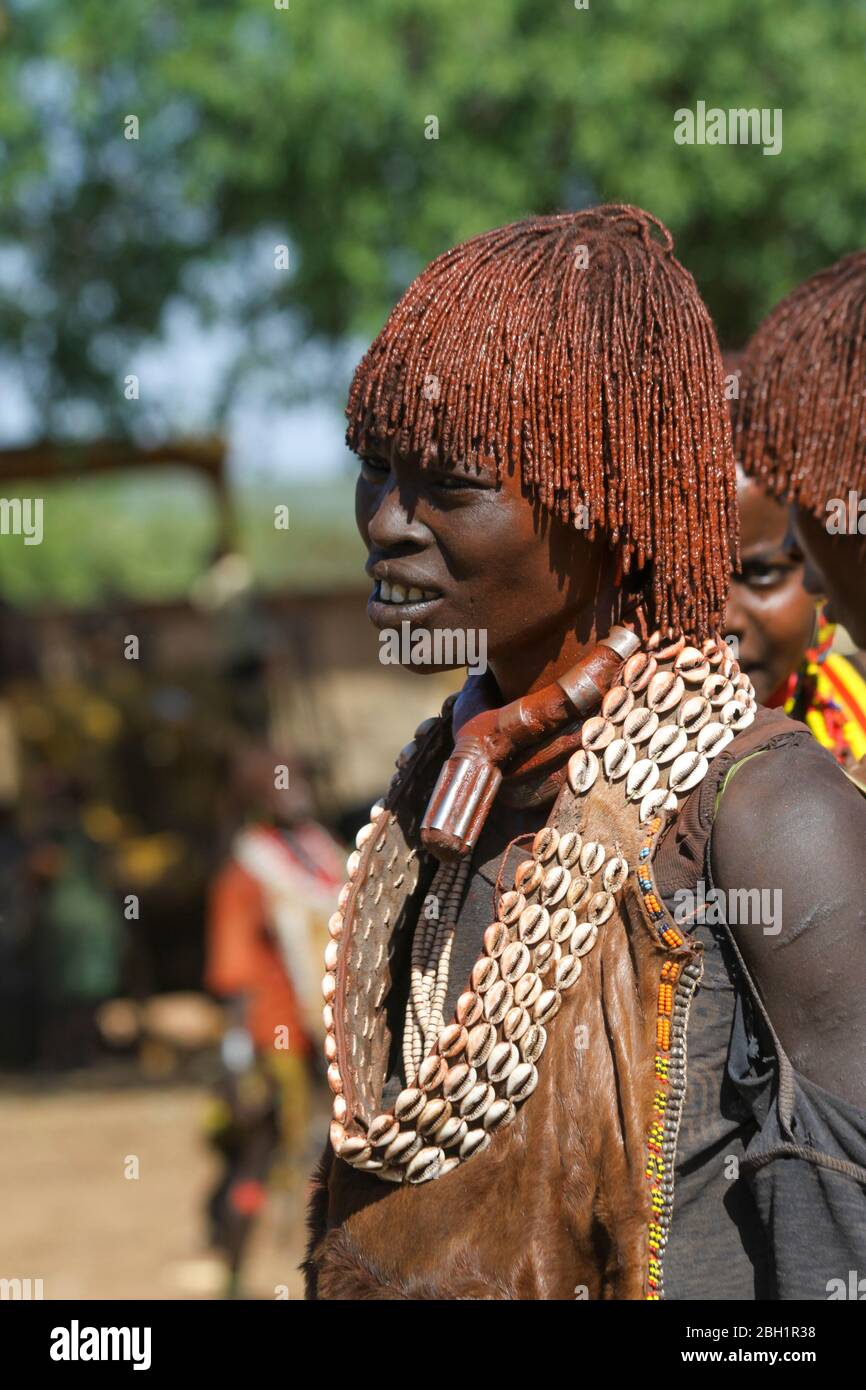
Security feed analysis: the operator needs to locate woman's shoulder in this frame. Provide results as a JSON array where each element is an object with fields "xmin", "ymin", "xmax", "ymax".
[{"xmin": 709, "ymin": 726, "xmax": 866, "ymax": 1108}]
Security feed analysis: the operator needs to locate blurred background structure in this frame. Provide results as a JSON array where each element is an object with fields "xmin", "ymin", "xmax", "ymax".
[{"xmin": 0, "ymin": 0, "xmax": 864, "ymax": 1299}]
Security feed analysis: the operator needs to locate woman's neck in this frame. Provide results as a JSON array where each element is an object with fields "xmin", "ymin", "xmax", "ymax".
[{"xmin": 488, "ymin": 589, "xmax": 646, "ymax": 706}]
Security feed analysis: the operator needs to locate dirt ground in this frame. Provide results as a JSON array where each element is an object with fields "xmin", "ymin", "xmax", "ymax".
[{"xmin": 0, "ymin": 1081, "xmax": 321, "ymax": 1300}]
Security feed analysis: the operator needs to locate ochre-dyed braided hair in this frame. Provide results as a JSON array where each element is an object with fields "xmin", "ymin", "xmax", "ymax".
[
  {"xmin": 346, "ymin": 204, "xmax": 737, "ymax": 640},
  {"xmin": 736, "ymin": 252, "xmax": 866, "ymax": 515}
]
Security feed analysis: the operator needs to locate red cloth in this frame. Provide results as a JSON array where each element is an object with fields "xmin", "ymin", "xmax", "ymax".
[{"xmin": 206, "ymin": 859, "xmax": 310, "ymax": 1056}]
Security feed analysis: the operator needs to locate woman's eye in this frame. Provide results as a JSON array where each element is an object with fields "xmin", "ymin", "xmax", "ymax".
[
  {"xmin": 359, "ymin": 457, "xmax": 390, "ymax": 479},
  {"xmin": 740, "ymin": 561, "xmax": 790, "ymax": 588}
]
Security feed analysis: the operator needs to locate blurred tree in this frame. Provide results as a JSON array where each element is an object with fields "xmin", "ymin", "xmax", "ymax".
[{"xmin": 1, "ymin": 0, "xmax": 865, "ymax": 435}]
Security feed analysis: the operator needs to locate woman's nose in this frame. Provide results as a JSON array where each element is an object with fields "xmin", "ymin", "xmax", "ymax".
[{"xmin": 366, "ymin": 479, "xmax": 430, "ymax": 551}]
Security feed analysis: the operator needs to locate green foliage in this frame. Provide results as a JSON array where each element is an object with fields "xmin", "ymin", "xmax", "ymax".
[{"xmin": 1, "ymin": 0, "xmax": 865, "ymax": 429}]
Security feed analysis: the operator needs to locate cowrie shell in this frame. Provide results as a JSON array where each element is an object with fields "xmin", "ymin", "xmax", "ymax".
[
  {"xmin": 602, "ymin": 856, "xmax": 629, "ymax": 893},
  {"xmin": 324, "ymin": 938, "xmax": 339, "ymax": 971},
  {"xmin": 532, "ymin": 940, "xmax": 559, "ymax": 976},
  {"xmin": 483, "ymin": 979, "xmax": 513, "ymax": 1024},
  {"xmin": 725, "ymin": 701, "xmax": 755, "ymax": 732},
  {"xmin": 519, "ymin": 1024, "xmax": 547, "ymax": 1064},
  {"xmin": 498, "ymin": 890, "xmax": 526, "ymax": 924},
  {"xmin": 640, "ymin": 791, "xmax": 666, "ymax": 824},
  {"xmin": 581, "ymin": 715, "xmax": 615, "ymax": 751},
  {"xmin": 514, "ymin": 859, "xmax": 543, "ymax": 894},
  {"xmin": 506, "ymin": 1061, "xmax": 540, "ymax": 1101},
  {"xmin": 383, "ymin": 1129, "xmax": 420, "ymax": 1163},
  {"xmin": 459, "ymin": 1129, "xmax": 490, "ymax": 1160},
  {"xmin": 368, "ymin": 1114, "xmax": 400, "ymax": 1148},
  {"xmin": 720, "ymin": 698, "xmax": 748, "ymax": 727},
  {"xmin": 571, "ymin": 920, "xmax": 599, "ymax": 956},
  {"xmin": 501, "ymin": 941, "xmax": 531, "ymax": 983},
  {"xmin": 438, "ymin": 1157, "xmax": 461, "ymax": 1178},
  {"xmin": 436, "ymin": 1023, "xmax": 468, "ymax": 1058},
  {"xmin": 601, "ymin": 684, "xmax": 635, "ymax": 723},
  {"xmin": 518, "ymin": 904, "xmax": 550, "ymax": 946},
  {"xmin": 697, "ymin": 721, "xmax": 734, "ymax": 757},
  {"xmin": 649, "ymin": 633, "xmax": 686, "ymax": 663},
  {"xmin": 418, "ymin": 1054, "xmax": 448, "ymax": 1092},
  {"xmin": 514, "ymin": 972, "xmax": 542, "ymax": 1007},
  {"xmin": 353, "ymin": 1157, "xmax": 385, "ymax": 1172},
  {"xmin": 436, "ymin": 1117, "xmax": 468, "ymax": 1149},
  {"xmin": 459, "ymin": 1080, "xmax": 495, "ymax": 1122},
  {"xmin": 648, "ymin": 723, "xmax": 687, "ymax": 765},
  {"xmin": 395, "ymin": 1086, "xmax": 425, "ymax": 1121},
  {"xmin": 346, "ymin": 849, "xmax": 361, "ymax": 878},
  {"xmin": 567, "ymin": 748, "xmax": 600, "ymax": 794},
  {"xmin": 623, "ymin": 706, "xmax": 659, "ymax": 745},
  {"xmin": 369, "ymin": 798, "xmax": 386, "ymax": 820},
  {"xmin": 443, "ymin": 1063, "xmax": 476, "ymax": 1103},
  {"xmin": 466, "ymin": 1023, "xmax": 496, "ymax": 1067},
  {"xmin": 550, "ymin": 907, "xmax": 578, "ymax": 943},
  {"xmin": 566, "ymin": 874, "xmax": 591, "ymax": 908},
  {"xmin": 487, "ymin": 1041, "xmax": 519, "ymax": 1083},
  {"xmin": 647, "ymin": 671, "xmax": 685, "ymax": 714},
  {"xmin": 332, "ymin": 1094, "xmax": 348, "ymax": 1123},
  {"xmin": 556, "ymin": 831, "xmax": 583, "ymax": 868},
  {"xmin": 626, "ymin": 757, "xmax": 659, "ymax": 801},
  {"xmin": 603, "ymin": 733, "xmax": 636, "ymax": 778},
  {"xmin": 325, "ymin": 1032, "xmax": 337, "ymax": 1062},
  {"xmin": 541, "ymin": 864, "xmax": 571, "ymax": 905},
  {"xmin": 338, "ymin": 882, "xmax": 351, "ymax": 911},
  {"xmin": 677, "ymin": 694, "xmax": 712, "ymax": 733},
  {"xmin": 355, "ymin": 821, "xmax": 375, "ymax": 850},
  {"xmin": 336, "ymin": 1134, "xmax": 370, "ymax": 1163},
  {"xmin": 668, "ymin": 750, "xmax": 709, "ymax": 794},
  {"xmin": 418, "ymin": 1098, "xmax": 452, "ymax": 1135},
  {"xmin": 456, "ymin": 990, "xmax": 483, "ymax": 1027},
  {"xmin": 483, "ymin": 1098, "xmax": 516, "ymax": 1132},
  {"xmin": 579, "ymin": 841, "xmax": 605, "ymax": 876},
  {"xmin": 702, "ymin": 673, "xmax": 734, "ymax": 707},
  {"xmin": 483, "ymin": 922, "xmax": 509, "ymax": 958},
  {"xmin": 406, "ymin": 1146, "xmax": 444, "ymax": 1184},
  {"xmin": 532, "ymin": 826, "xmax": 559, "ymax": 862},
  {"xmin": 503, "ymin": 1005, "xmax": 531, "ymax": 1041},
  {"xmin": 471, "ymin": 956, "xmax": 499, "ymax": 993},
  {"xmin": 674, "ymin": 646, "xmax": 711, "ymax": 684},
  {"xmin": 328, "ymin": 911, "xmax": 343, "ymax": 939},
  {"xmin": 587, "ymin": 891, "xmax": 615, "ymax": 926},
  {"xmin": 622, "ymin": 651, "xmax": 658, "ymax": 693},
  {"xmin": 323, "ymin": 1003, "xmax": 335, "ymax": 1033},
  {"xmin": 555, "ymin": 953, "xmax": 582, "ymax": 989},
  {"xmin": 322, "ymin": 972, "xmax": 337, "ymax": 1002},
  {"xmin": 604, "ymin": 737, "xmax": 635, "ymax": 780}
]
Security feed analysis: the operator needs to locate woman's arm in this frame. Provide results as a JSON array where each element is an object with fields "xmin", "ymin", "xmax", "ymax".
[{"xmin": 711, "ymin": 741, "xmax": 866, "ymax": 1108}]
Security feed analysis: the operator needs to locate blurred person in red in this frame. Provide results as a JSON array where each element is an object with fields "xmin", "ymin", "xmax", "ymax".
[{"xmin": 204, "ymin": 745, "xmax": 344, "ymax": 1296}]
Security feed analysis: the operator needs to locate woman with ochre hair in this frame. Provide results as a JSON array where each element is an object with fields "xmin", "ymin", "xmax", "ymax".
[
  {"xmin": 727, "ymin": 350, "xmax": 866, "ymax": 785},
  {"xmin": 306, "ymin": 208, "xmax": 866, "ymax": 1301},
  {"xmin": 735, "ymin": 253, "xmax": 866, "ymax": 651}
]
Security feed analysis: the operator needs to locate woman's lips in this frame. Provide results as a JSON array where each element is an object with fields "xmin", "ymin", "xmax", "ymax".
[{"xmin": 367, "ymin": 580, "xmax": 444, "ymax": 626}]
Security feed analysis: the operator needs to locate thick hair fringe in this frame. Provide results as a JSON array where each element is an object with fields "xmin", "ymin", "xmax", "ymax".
[{"xmin": 736, "ymin": 251, "xmax": 866, "ymax": 515}]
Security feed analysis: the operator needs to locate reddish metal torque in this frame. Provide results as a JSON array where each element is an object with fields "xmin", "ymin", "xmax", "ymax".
[{"xmin": 421, "ymin": 628, "xmax": 639, "ymax": 861}]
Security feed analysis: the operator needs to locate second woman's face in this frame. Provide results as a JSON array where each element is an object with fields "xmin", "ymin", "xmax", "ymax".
[
  {"xmin": 354, "ymin": 437, "xmax": 610, "ymax": 690},
  {"xmin": 724, "ymin": 470, "xmax": 816, "ymax": 704}
]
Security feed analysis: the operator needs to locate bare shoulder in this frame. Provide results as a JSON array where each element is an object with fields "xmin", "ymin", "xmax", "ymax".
[{"xmin": 710, "ymin": 737, "xmax": 866, "ymax": 1107}]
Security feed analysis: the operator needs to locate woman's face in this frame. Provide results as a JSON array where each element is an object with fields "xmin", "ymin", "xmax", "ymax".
[
  {"xmin": 793, "ymin": 504, "xmax": 866, "ymax": 650},
  {"xmin": 724, "ymin": 469, "xmax": 816, "ymax": 704},
  {"xmin": 354, "ymin": 437, "xmax": 614, "ymax": 700}
]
